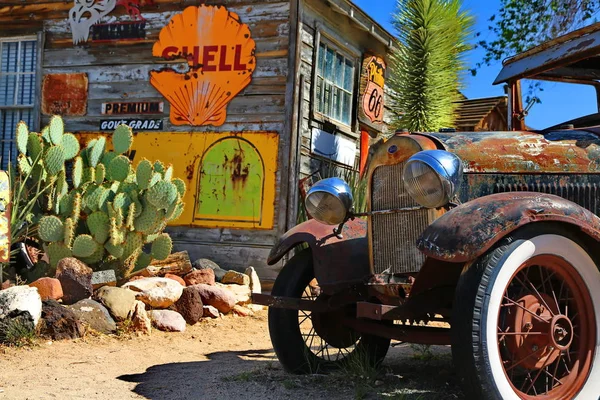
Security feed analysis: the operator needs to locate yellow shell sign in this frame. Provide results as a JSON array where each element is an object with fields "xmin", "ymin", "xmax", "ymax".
[{"xmin": 150, "ymin": 5, "xmax": 256, "ymax": 126}]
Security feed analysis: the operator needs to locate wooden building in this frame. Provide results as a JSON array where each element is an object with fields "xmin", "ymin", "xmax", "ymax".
[
  {"xmin": 453, "ymin": 96, "xmax": 508, "ymax": 132},
  {"xmin": 0, "ymin": 0, "xmax": 395, "ymax": 282}
]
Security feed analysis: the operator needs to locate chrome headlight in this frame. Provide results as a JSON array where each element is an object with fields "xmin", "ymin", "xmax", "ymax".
[
  {"xmin": 305, "ymin": 177, "xmax": 353, "ymax": 225},
  {"xmin": 402, "ymin": 150, "xmax": 463, "ymax": 208}
]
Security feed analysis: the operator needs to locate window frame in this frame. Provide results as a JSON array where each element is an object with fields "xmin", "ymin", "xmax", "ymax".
[
  {"xmin": 0, "ymin": 33, "xmax": 43, "ymax": 167},
  {"xmin": 311, "ymin": 26, "xmax": 360, "ymax": 133}
]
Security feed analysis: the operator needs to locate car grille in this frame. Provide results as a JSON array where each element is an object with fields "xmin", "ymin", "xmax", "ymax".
[{"xmin": 371, "ymin": 162, "xmax": 429, "ymax": 274}]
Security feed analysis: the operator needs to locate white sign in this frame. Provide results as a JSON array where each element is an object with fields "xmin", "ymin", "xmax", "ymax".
[{"xmin": 310, "ymin": 128, "xmax": 357, "ymax": 167}]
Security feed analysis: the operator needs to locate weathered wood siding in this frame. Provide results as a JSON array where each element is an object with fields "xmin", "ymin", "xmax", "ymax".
[{"xmin": 0, "ymin": 0, "xmax": 294, "ymax": 281}]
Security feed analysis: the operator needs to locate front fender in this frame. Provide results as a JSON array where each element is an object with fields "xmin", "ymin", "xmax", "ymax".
[
  {"xmin": 268, "ymin": 218, "xmax": 370, "ymax": 287},
  {"xmin": 417, "ymin": 192, "xmax": 600, "ymax": 263}
]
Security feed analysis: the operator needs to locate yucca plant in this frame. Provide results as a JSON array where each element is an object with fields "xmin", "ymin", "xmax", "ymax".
[{"xmin": 389, "ymin": 0, "xmax": 474, "ymax": 132}]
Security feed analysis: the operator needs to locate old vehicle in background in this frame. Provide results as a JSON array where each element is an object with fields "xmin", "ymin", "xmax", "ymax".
[{"xmin": 254, "ymin": 24, "xmax": 600, "ymax": 399}]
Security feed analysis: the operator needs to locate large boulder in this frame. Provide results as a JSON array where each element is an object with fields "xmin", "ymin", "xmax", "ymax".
[
  {"xmin": 0, "ymin": 310, "xmax": 35, "ymax": 344},
  {"xmin": 189, "ymin": 284, "xmax": 235, "ymax": 314},
  {"xmin": 148, "ymin": 310, "xmax": 186, "ymax": 332},
  {"xmin": 217, "ymin": 283, "xmax": 251, "ymax": 305},
  {"xmin": 183, "ymin": 269, "xmax": 215, "ymax": 286},
  {"xmin": 164, "ymin": 273, "xmax": 186, "ymax": 287},
  {"xmin": 221, "ymin": 270, "xmax": 250, "ymax": 286},
  {"xmin": 0, "ymin": 285, "xmax": 42, "ymax": 326},
  {"xmin": 122, "ymin": 277, "xmax": 183, "ymax": 308},
  {"xmin": 93, "ymin": 286, "xmax": 137, "ymax": 321},
  {"xmin": 245, "ymin": 267, "xmax": 261, "ymax": 294},
  {"xmin": 131, "ymin": 300, "xmax": 151, "ymax": 335},
  {"xmin": 29, "ymin": 277, "xmax": 63, "ymax": 301},
  {"xmin": 39, "ymin": 300, "xmax": 84, "ymax": 340},
  {"xmin": 91, "ymin": 270, "xmax": 117, "ymax": 290},
  {"xmin": 68, "ymin": 299, "xmax": 116, "ymax": 334},
  {"xmin": 174, "ymin": 286, "xmax": 203, "ymax": 325},
  {"xmin": 55, "ymin": 258, "xmax": 93, "ymax": 305}
]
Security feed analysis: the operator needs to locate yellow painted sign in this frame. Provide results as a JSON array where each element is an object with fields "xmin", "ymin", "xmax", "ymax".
[
  {"xmin": 359, "ymin": 55, "xmax": 386, "ymax": 128},
  {"xmin": 76, "ymin": 132, "xmax": 278, "ymax": 230},
  {"xmin": 150, "ymin": 5, "xmax": 256, "ymax": 126}
]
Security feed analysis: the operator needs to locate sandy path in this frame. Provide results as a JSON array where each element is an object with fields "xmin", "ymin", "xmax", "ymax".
[{"xmin": 0, "ymin": 311, "xmax": 463, "ymax": 399}]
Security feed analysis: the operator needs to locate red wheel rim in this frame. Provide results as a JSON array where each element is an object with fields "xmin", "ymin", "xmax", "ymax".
[{"xmin": 497, "ymin": 254, "xmax": 596, "ymax": 399}]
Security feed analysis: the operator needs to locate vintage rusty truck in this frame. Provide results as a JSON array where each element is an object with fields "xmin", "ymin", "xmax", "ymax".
[{"xmin": 254, "ymin": 23, "xmax": 600, "ymax": 399}]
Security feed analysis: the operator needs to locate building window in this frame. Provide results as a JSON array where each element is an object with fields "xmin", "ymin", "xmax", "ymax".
[
  {"xmin": 315, "ymin": 42, "xmax": 354, "ymax": 126},
  {"xmin": 0, "ymin": 37, "xmax": 38, "ymax": 169}
]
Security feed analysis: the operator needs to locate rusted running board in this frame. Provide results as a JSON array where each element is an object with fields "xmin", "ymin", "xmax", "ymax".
[
  {"xmin": 345, "ymin": 318, "xmax": 451, "ymax": 345},
  {"xmin": 251, "ymin": 293, "xmax": 331, "ymax": 312},
  {"xmin": 356, "ymin": 301, "xmax": 410, "ymax": 320}
]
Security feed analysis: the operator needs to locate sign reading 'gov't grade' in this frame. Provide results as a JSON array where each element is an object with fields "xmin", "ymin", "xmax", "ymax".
[{"xmin": 149, "ymin": 5, "xmax": 256, "ymax": 127}]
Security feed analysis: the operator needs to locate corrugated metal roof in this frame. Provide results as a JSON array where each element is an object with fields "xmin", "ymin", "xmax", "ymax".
[{"xmin": 454, "ymin": 96, "xmax": 507, "ymax": 130}]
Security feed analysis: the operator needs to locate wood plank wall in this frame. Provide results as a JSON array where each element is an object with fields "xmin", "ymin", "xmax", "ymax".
[{"xmin": 0, "ymin": 0, "xmax": 294, "ymax": 281}]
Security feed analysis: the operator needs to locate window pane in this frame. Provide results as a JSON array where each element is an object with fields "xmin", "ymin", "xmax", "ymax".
[
  {"xmin": 0, "ymin": 109, "xmax": 27, "ymax": 169},
  {"xmin": 323, "ymin": 82, "xmax": 332, "ymax": 116},
  {"xmin": 1, "ymin": 42, "xmax": 18, "ymax": 73},
  {"xmin": 17, "ymin": 74, "xmax": 35, "ymax": 105},
  {"xmin": 335, "ymin": 53, "xmax": 344, "ymax": 87},
  {"xmin": 341, "ymin": 92, "xmax": 352, "ymax": 125},
  {"xmin": 0, "ymin": 75, "xmax": 16, "ymax": 106},
  {"xmin": 20, "ymin": 41, "xmax": 36, "ymax": 73},
  {"xmin": 324, "ymin": 47, "xmax": 334, "ymax": 81},
  {"xmin": 317, "ymin": 43, "xmax": 326, "ymax": 76},
  {"xmin": 344, "ymin": 60, "xmax": 353, "ymax": 92}
]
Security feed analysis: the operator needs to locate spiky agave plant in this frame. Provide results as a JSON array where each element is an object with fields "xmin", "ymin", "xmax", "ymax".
[{"xmin": 388, "ymin": 0, "xmax": 473, "ymax": 132}]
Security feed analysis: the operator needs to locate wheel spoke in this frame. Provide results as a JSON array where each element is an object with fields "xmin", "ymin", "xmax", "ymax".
[
  {"xmin": 506, "ymin": 347, "xmax": 544, "ymax": 372},
  {"xmin": 502, "ymin": 295, "xmax": 550, "ymax": 323},
  {"xmin": 516, "ymin": 274, "xmax": 555, "ymax": 317}
]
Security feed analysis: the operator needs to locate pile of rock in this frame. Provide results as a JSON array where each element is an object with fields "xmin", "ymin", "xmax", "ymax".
[{"xmin": 0, "ymin": 252, "xmax": 263, "ymax": 342}]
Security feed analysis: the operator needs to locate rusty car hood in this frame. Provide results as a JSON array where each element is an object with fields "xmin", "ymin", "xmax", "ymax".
[{"xmin": 420, "ymin": 129, "xmax": 600, "ymax": 173}]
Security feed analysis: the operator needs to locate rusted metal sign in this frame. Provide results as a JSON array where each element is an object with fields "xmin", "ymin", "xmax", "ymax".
[
  {"xmin": 150, "ymin": 5, "xmax": 256, "ymax": 126},
  {"xmin": 99, "ymin": 119, "xmax": 163, "ymax": 131},
  {"xmin": 101, "ymin": 102, "xmax": 163, "ymax": 115},
  {"xmin": 359, "ymin": 55, "xmax": 386, "ymax": 131},
  {"xmin": 41, "ymin": 73, "xmax": 88, "ymax": 116},
  {"xmin": 0, "ymin": 171, "xmax": 10, "ymax": 263},
  {"xmin": 75, "ymin": 131, "xmax": 279, "ymax": 229}
]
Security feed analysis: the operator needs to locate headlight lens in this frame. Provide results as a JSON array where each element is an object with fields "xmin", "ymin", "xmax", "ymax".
[
  {"xmin": 305, "ymin": 177, "xmax": 353, "ymax": 225},
  {"xmin": 402, "ymin": 150, "xmax": 463, "ymax": 208}
]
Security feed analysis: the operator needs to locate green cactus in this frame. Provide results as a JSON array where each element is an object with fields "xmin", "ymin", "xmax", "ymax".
[
  {"xmin": 112, "ymin": 125, "xmax": 133, "ymax": 154},
  {"xmin": 13, "ymin": 117, "xmax": 184, "ymax": 279}
]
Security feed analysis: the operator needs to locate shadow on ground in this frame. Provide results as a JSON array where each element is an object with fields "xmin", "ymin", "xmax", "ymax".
[{"xmin": 118, "ymin": 344, "xmax": 464, "ymax": 400}]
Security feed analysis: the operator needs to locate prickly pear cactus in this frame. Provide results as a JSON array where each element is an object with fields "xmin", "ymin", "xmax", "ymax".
[{"xmin": 15, "ymin": 116, "xmax": 184, "ymax": 278}]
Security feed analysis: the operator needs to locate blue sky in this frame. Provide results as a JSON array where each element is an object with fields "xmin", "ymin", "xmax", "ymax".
[{"xmin": 353, "ymin": 0, "xmax": 597, "ymax": 129}]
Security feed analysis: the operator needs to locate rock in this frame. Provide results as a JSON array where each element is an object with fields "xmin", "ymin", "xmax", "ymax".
[
  {"xmin": 192, "ymin": 258, "xmax": 221, "ymax": 270},
  {"xmin": 29, "ymin": 277, "xmax": 63, "ymax": 301},
  {"xmin": 1, "ymin": 280, "xmax": 13, "ymax": 290},
  {"xmin": 128, "ymin": 275, "xmax": 146, "ymax": 283},
  {"xmin": 131, "ymin": 300, "xmax": 151, "ymax": 335},
  {"xmin": 217, "ymin": 283, "xmax": 251, "ymax": 305},
  {"xmin": 0, "ymin": 310, "xmax": 35, "ymax": 344},
  {"xmin": 93, "ymin": 286, "xmax": 137, "ymax": 321},
  {"xmin": 148, "ymin": 310, "xmax": 186, "ymax": 332},
  {"xmin": 232, "ymin": 304, "xmax": 253, "ymax": 317},
  {"xmin": 189, "ymin": 284, "xmax": 236, "ymax": 314},
  {"xmin": 213, "ymin": 269, "xmax": 226, "ymax": 282},
  {"xmin": 183, "ymin": 269, "xmax": 215, "ymax": 286},
  {"xmin": 122, "ymin": 277, "xmax": 184, "ymax": 308},
  {"xmin": 247, "ymin": 304, "xmax": 266, "ymax": 312},
  {"xmin": 91, "ymin": 270, "xmax": 117, "ymax": 290},
  {"xmin": 222, "ymin": 270, "xmax": 250, "ymax": 286},
  {"xmin": 202, "ymin": 305, "xmax": 219, "ymax": 318},
  {"xmin": 67, "ymin": 299, "xmax": 116, "ymax": 334},
  {"xmin": 174, "ymin": 287, "xmax": 203, "ymax": 325},
  {"xmin": 245, "ymin": 267, "xmax": 261, "ymax": 294},
  {"xmin": 164, "ymin": 273, "xmax": 186, "ymax": 287},
  {"xmin": 39, "ymin": 300, "xmax": 84, "ymax": 340},
  {"xmin": 0, "ymin": 285, "xmax": 42, "ymax": 326},
  {"xmin": 55, "ymin": 258, "xmax": 93, "ymax": 305}
]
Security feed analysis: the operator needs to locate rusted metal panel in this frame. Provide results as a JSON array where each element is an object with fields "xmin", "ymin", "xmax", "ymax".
[
  {"xmin": 76, "ymin": 131, "xmax": 279, "ymax": 229},
  {"xmin": 267, "ymin": 218, "xmax": 370, "ymax": 289},
  {"xmin": 149, "ymin": 5, "xmax": 256, "ymax": 127},
  {"xmin": 429, "ymin": 130, "xmax": 600, "ymax": 173},
  {"xmin": 41, "ymin": 73, "xmax": 88, "ymax": 116},
  {"xmin": 0, "ymin": 171, "xmax": 10, "ymax": 263},
  {"xmin": 417, "ymin": 192, "xmax": 600, "ymax": 263},
  {"xmin": 494, "ymin": 23, "xmax": 600, "ymax": 84}
]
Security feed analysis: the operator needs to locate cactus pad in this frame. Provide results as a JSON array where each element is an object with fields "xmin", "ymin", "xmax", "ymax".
[
  {"xmin": 48, "ymin": 116, "xmax": 64, "ymax": 145},
  {"xmin": 126, "ymin": 202, "xmax": 136, "ymax": 230},
  {"xmin": 87, "ymin": 211, "xmax": 110, "ymax": 244},
  {"xmin": 135, "ymin": 252, "xmax": 152, "ymax": 269},
  {"xmin": 47, "ymin": 242, "xmax": 72, "ymax": 268},
  {"xmin": 112, "ymin": 192, "xmax": 131, "ymax": 212},
  {"xmin": 27, "ymin": 132, "xmax": 43, "ymax": 161},
  {"xmin": 101, "ymin": 151, "xmax": 117, "ymax": 168},
  {"xmin": 95, "ymin": 163, "xmax": 106, "ymax": 184},
  {"xmin": 44, "ymin": 145, "xmax": 65, "ymax": 176},
  {"xmin": 147, "ymin": 180, "xmax": 178, "ymax": 209},
  {"xmin": 104, "ymin": 241, "xmax": 124, "ymax": 258},
  {"xmin": 168, "ymin": 203, "xmax": 185, "ymax": 221},
  {"xmin": 136, "ymin": 159, "xmax": 153, "ymax": 190},
  {"xmin": 72, "ymin": 156, "xmax": 83, "ymax": 188},
  {"xmin": 112, "ymin": 125, "xmax": 133, "ymax": 154},
  {"xmin": 134, "ymin": 202, "xmax": 164, "ymax": 234},
  {"xmin": 107, "ymin": 155, "xmax": 131, "ymax": 182},
  {"xmin": 89, "ymin": 136, "xmax": 106, "ymax": 167},
  {"xmin": 82, "ymin": 166, "xmax": 95, "ymax": 185},
  {"xmin": 72, "ymin": 234, "xmax": 97, "ymax": 258},
  {"xmin": 109, "ymin": 217, "xmax": 125, "ymax": 246},
  {"xmin": 153, "ymin": 160, "xmax": 164, "ymax": 173},
  {"xmin": 63, "ymin": 217, "xmax": 75, "ymax": 247},
  {"xmin": 16, "ymin": 121, "xmax": 29, "ymax": 155},
  {"xmin": 17, "ymin": 154, "xmax": 32, "ymax": 176},
  {"xmin": 150, "ymin": 234, "xmax": 172, "ymax": 260},
  {"xmin": 80, "ymin": 242, "xmax": 105, "ymax": 265},
  {"xmin": 163, "ymin": 165, "xmax": 173, "ymax": 180},
  {"xmin": 61, "ymin": 133, "xmax": 80, "ymax": 160},
  {"xmin": 39, "ymin": 215, "xmax": 64, "ymax": 242},
  {"xmin": 121, "ymin": 232, "xmax": 143, "ymax": 261},
  {"xmin": 172, "ymin": 178, "xmax": 186, "ymax": 197}
]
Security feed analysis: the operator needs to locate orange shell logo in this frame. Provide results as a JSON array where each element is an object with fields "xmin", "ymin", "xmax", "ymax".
[{"xmin": 150, "ymin": 5, "xmax": 256, "ymax": 126}]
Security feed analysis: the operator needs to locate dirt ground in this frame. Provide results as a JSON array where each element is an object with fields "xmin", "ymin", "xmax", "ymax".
[{"xmin": 0, "ymin": 311, "xmax": 463, "ymax": 400}]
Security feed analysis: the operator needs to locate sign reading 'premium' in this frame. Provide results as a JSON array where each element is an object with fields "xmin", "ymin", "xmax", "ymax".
[
  {"xmin": 101, "ymin": 102, "xmax": 163, "ymax": 115},
  {"xmin": 149, "ymin": 5, "xmax": 256, "ymax": 127}
]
